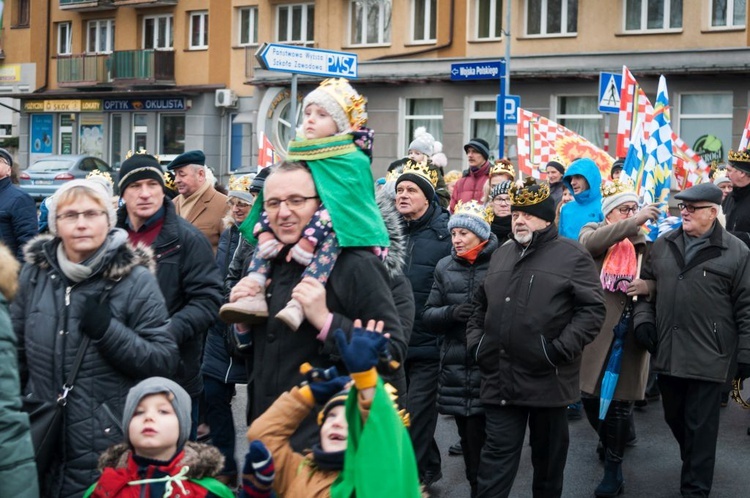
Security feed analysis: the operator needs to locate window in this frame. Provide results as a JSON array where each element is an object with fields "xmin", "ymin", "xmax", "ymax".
[
  {"xmin": 133, "ymin": 114, "xmax": 149, "ymax": 152},
  {"xmin": 350, "ymin": 0, "xmax": 391, "ymax": 45},
  {"xmin": 412, "ymin": 0, "xmax": 436, "ymax": 42},
  {"xmin": 625, "ymin": 0, "xmax": 682, "ymax": 31},
  {"xmin": 239, "ymin": 6, "xmax": 259, "ymax": 46},
  {"xmin": 476, "ymin": 0, "xmax": 503, "ymax": 39},
  {"xmin": 87, "ymin": 19, "xmax": 115, "ymax": 54},
  {"xmin": 57, "ymin": 23, "xmax": 72, "ymax": 56},
  {"xmin": 678, "ymin": 93, "xmax": 733, "ymax": 163},
  {"xmin": 469, "ymin": 98, "xmax": 499, "ymax": 160},
  {"xmin": 277, "ymin": 4, "xmax": 315, "ymax": 45},
  {"xmin": 527, "ymin": 0, "xmax": 578, "ymax": 36},
  {"xmin": 111, "ymin": 114, "xmax": 122, "ymax": 169},
  {"xmin": 143, "ymin": 15, "xmax": 173, "ymax": 50},
  {"xmin": 190, "ymin": 11, "xmax": 209, "ymax": 49},
  {"xmin": 161, "ymin": 115, "xmax": 186, "ymax": 155},
  {"xmin": 13, "ymin": 0, "xmax": 30, "ymax": 27},
  {"xmin": 405, "ymin": 98, "xmax": 443, "ymax": 152},
  {"xmin": 556, "ymin": 96, "xmax": 603, "ymax": 147},
  {"xmin": 711, "ymin": 0, "xmax": 746, "ymax": 28}
]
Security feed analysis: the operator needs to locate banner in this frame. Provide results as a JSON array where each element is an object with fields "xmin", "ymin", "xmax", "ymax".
[{"xmin": 616, "ymin": 66, "xmax": 654, "ymax": 159}]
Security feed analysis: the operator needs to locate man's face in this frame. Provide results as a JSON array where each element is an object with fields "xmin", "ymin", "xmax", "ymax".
[
  {"xmin": 727, "ymin": 165, "xmax": 750, "ymax": 188},
  {"xmin": 512, "ymin": 211, "xmax": 550, "ymax": 245},
  {"xmin": 0, "ymin": 158, "xmax": 11, "ymax": 180},
  {"xmin": 264, "ymin": 169, "xmax": 320, "ymax": 245},
  {"xmin": 465, "ymin": 146, "xmax": 486, "ymax": 168},
  {"xmin": 395, "ymin": 180, "xmax": 429, "ymax": 220},
  {"xmin": 122, "ymin": 179, "xmax": 165, "ymax": 226},
  {"xmin": 568, "ymin": 174, "xmax": 590, "ymax": 195},
  {"xmin": 545, "ymin": 166, "xmax": 562, "ymax": 184},
  {"xmin": 679, "ymin": 202, "xmax": 717, "ymax": 237},
  {"xmin": 174, "ymin": 165, "xmax": 205, "ymax": 196}
]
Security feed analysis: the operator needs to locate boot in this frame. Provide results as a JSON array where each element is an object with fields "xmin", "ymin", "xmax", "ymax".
[
  {"xmin": 276, "ymin": 298, "xmax": 305, "ymax": 330},
  {"xmin": 219, "ymin": 294, "xmax": 269, "ymax": 324},
  {"xmin": 594, "ymin": 459, "xmax": 624, "ymax": 497}
]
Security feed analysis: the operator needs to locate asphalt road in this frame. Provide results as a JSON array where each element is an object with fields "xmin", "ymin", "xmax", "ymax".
[{"xmin": 231, "ymin": 386, "xmax": 750, "ymax": 497}]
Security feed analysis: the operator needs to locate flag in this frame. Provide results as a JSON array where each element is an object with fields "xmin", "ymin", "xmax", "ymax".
[
  {"xmin": 739, "ymin": 111, "xmax": 750, "ymax": 150},
  {"xmin": 258, "ymin": 131, "xmax": 279, "ymax": 169},
  {"xmin": 616, "ymin": 66, "xmax": 654, "ymax": 159},
  {"xmin": 516, "ymin": 108, "xmax": 614, "ymax": 180},
  {"xmin": 621, "ymin": 119, "xmax": 647, "ymax": 190},
  {"xmin": 672, "ymin": 133, "xmax": 710, "ymax": 190}
]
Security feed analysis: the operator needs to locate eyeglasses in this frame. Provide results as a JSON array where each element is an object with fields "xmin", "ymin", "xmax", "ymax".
[
  {"xmin": 617, "ymin": 205, "xmax": 638, "ymax": 215},
  {"xmin": 677, "ymin": 203, "xmax": 714, "ymax": 213},
  {"xmin": 56, "ymin": 210, "xmax": 107, "ymax": 223},
  {"xmin": 492, "ymin": 196, "xmax": 511, "ymax": 205},
  {"xmin": 228, "ymin": 200, "xmax": 252, "ymax": 209},
  {"xmin": 263, "ymin": 195, "xmax": 318, "ymax": 212}
]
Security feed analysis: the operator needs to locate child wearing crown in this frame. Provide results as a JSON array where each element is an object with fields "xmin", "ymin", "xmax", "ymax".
[{"xmin": 220, "ymin": 79, "xmax": 390, "ymax": 330}]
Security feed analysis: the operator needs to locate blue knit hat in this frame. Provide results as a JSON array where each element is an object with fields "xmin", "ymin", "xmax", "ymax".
[{"xmin": 448, "ymin": 200, "xmax": 493, "ymax": 241}]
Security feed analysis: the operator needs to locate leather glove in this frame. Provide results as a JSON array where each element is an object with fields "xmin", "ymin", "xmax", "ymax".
[
  {"xmin": 452, "ymin": 303, "xmax": 473, "ymax": 322},
  {"xmin": 304, "ymin": 366, "xmax": 351, "ymax": 405},
  {"xmin": 634, "ymin": 323, "xmax": 658, "ymax": 354},
  {"xmin": 79, "ymin": 293, "xmax": 111, "ymax": 340},
  {"xmin": 334, "ymin": 325, "xmax": 388, "ymax": 389},
  {"xmin": 736, "ymin": 362, "xmax": 750, "ymax": 381},
  {"xmin": 242, "ymin": 440, "xmax": 275, "ymax": 497}
]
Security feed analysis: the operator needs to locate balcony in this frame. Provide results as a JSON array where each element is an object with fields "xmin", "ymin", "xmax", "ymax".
[
  {"xmin": 112, "ymin": 0, "xmax": 178, "ymax": 6},
  {"xmin": 110, "ymin": 50, "xmax": 175, "ymax": 85},
  {"xmin": 59, "ymin": 0, "xmax": 114, "ymax": 11},
  {"xmin": 57, "ymin": 54, "xmax": 111, "ymax": 87}
]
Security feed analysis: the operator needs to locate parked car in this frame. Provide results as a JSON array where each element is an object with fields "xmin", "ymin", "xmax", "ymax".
[{"xmin": 19, "ymin": 155, "xmax": 115, "ymax": 201}]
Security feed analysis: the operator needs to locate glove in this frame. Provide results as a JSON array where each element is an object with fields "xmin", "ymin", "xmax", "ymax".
[
  {"xmin": 334, "ymin": 325, "xmax": 388, "ymax": 389},
  {"xmin": 256, "ymin": 238, "xmax": 284, "ymax": 260},
  {"xmin": 452, "ymin": 303, "xmax": 473, "ymax": 322},
  {"xmin": 304, "ymin": 366, "xmax": 351, "ymax": 405},
  {"xmin": 634, "ymin": 323, "xmax": 658, "ymax": 354},
  {"xmin": 736, "ymin": 362, "xmax": 750, "ymax": 381},
  {"xmin": 79, "ymin": 293, "xmax": 111, "ymax": 340},
  {"xmin": 242, "ymin": 440, "xmax": 275, "ymax": 498}
]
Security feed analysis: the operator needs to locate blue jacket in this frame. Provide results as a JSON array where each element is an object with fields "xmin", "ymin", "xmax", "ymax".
[
  {"xmin": 559, "ymin": 158, "xmax": 603, "ymax": 240},
  {"xmin": 0, "ymin": 177, "xmax": 37, "ymax": 260}
]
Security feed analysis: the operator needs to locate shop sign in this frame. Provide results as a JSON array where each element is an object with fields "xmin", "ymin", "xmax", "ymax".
[
  {"xmin": 102, "ymin": 98, "xmax": 185, "ymax": 111},
  {"xmin": 0, "ymin": 65, "xmax": 21, "ymax": 83},
  {"xmin": 23, "ymin": 100, "xmax": 102, "ymax": 112}
]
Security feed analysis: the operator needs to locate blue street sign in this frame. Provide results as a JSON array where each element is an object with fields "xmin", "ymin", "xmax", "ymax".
[
  {"xmin": 255, "ymin": 43, "xmax": 358, "ymax": 79},
  {"xmin": 497, "ymin": 95, "xmax": 520, "ymax": 124},
  {"xmin": 450, "ymin": 60, "xmax": 505, "ymax": 81},
  {"xmin": 598, "ymin": 72, "xmax": 623, "ymax": 113}
]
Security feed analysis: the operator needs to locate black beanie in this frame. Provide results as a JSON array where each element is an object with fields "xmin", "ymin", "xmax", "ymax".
[
  {"xmin": 396, "ymin": 160, "xmax": 436, "ymax": 201},
  {"xmin": 118, "ymin": 154, "xmax": 165, "ymax": 191},
  {"xmin": 249, "ymin": 166, "xmax": 272, "ymax": 194},
  {"xmin": 510, "ymin": 179, "xmax": 556, "ymax": 223},
  {"xmin": 463, "ymin": 138, "xmax": 490, "ymax": 161}
]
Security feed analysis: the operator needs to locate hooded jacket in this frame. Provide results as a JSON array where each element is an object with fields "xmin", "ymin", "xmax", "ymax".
[
  {"xmin": 11, "ymin": 232, "xmax": 178, "ymax": 497},
  {"xmin": 559, "ymin": 158, "xmax": 603, "ymax": 240}
]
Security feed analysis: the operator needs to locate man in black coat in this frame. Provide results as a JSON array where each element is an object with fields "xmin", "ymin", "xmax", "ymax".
[
  {"xmin": 724, "ymin": 147, "xmax": 750, "ymax": 247},
  {"xmin": 116, "ymin": 153, "xmax": 223, "ymax": 438},
  {"xmin": 0, "ymin": 148, "xmax": 37, "ymax": 261}
]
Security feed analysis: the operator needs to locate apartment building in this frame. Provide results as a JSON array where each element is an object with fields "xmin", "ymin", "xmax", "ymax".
[{"xmin": 0, "ymin": 0, "xmax": 748, "ymax": 179}]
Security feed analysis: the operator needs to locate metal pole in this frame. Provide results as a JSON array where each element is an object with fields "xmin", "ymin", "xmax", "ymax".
[
  {"xmin": 498, "ymin": 0, "xmax": 512, "ymax": 159},
  {"xmin": 290, "ymin": 73, "xmax": 298, "ymax": 134}
]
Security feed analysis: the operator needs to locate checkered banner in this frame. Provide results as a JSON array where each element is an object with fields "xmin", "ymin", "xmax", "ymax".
[
  {"xmin": 672, "ymin": 133, "xmax": 710, "ymax": 190},
  {"xmin": 740, "ymin": 111, "xmax": 750, "ymax": 150},
  {"xmin": 616, "ymin": 66, "xmax": 654, "ymax": 159}
]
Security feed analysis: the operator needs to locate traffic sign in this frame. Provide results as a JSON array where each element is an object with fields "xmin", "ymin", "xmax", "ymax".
[
  {"xmin": 599, "ymin": 72, "xmax": 623, "ymax": 113},
  {"xmin": 450, "ymin": 60, "xmax": 505, "ymax": 81},
  {"xmin": 497, "ymin": 95, "xmax": 520, "ymax": 124},
  {"xmin": 255, "ymin": 43, "xmax": 358, "ymax": 79}
]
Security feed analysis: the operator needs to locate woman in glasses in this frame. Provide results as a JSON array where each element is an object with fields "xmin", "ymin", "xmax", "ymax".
[
  {"xmin": 576, "ymin": 179, "xmax": 660, "ymax": 498},
  {"xmin": 11, "ymin": 179, "xmax": 178, "ymax": 497}
]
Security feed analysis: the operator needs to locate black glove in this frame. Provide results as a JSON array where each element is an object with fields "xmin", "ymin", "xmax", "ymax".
[
  {"xmin": 452, "ymin": 303, "xmax": 473, "ymax": 322},
  {"xmin": 634, "ymin": 323, "xmax": 658, "ymax": 354},
  {"xmin": 79, "ymin": 293, "xmax": 111, "ymax": 340},
  {"xmin": 736, "ymin": 362, "xmax": 750, "ymax": 381}
]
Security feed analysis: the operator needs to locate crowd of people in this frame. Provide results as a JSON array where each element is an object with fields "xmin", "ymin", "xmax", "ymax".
[{"xmin": 1, "ymin": 77, "xmax": 749, "ymax": 498}]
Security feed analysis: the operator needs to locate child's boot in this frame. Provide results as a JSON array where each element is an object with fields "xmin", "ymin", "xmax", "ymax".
[
  {"xmin": 220, "ymin": 294, "xmax": 268, "ymax": 324},
  {"xmin": 276, "ymin": 298, "xmax": 305, "ymax": 330}
]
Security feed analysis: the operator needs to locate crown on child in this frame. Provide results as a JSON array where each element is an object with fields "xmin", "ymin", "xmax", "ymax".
[
  {"xmin": 318, "ymin": 78, "xmax": 368, "ymax": 131},
  {"xmin": 228, "ymin": 174, "xmax": 252, "ymax": 192},
  {"xmin": 490, "ymin": 158, "xmax": 515, "ymax": 179},
  {"xmin": 601, "ymin": 178, "xmax": 635, "ymax": 198},
  {"xmin": 384, "ymin": 383, "xmax": 411, "ymax": 428},
  {"xmin": 401, "ymin": 159, "xmax": 438, "ymax": 187},
  {"xmin": 728, "ymin": 148, "xmax": 750, "ymax": 164},
  {"xmin": 509, "ymin": 177, "xmax": 551, "ymax": 206},
  {"xmin": 454, "ymin": 199, "xmax": 495, "ymax": 224}
]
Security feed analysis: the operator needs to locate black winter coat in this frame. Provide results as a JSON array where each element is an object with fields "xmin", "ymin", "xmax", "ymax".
[
  {"xmin": 466, "ymin": 225, "xmax": 605, "ymax": 407},
  {"xmin": 0, "ymin": 177, "xmax": 37, "ymax": 260},
  {"xmin": 724, "ymin": 183, "xmax": 750, "ymax": 247},
  {"xmin": 423, "ymin": 235, "xmax": 498, "ymax": 417},
  {"xmin": 402, "ymin": 203, "xmax": 451, "ymax": 360},
  {"xmin": 116, "ymin": 200, "xmax": 223, "ymax": 397}
]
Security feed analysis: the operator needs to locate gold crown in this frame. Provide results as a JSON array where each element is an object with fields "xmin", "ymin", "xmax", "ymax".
[
  {"xmin": 454, "ymin": 199, "xmax": 495, "ymax": 224},
  {"xmin": 509, "ymin": 177, "xmax": 551, "ymax": 206},
  {"xmin": 728, "ymin": 148, "xmax": 750, "ymax": 164},
  {"xmin": 384, "ymin": 383, "xmax": 411, "ymax": 428},
  {"xmin": 601, "ymin": 178, "xmax": 635, "ymax": 198},
  {"xmin": 228, "ymin": 174, "xmax": 252, "ymax": 192},
  {"xmin": 318, "ymin": 78, "xmax": 368, "ymax": 130},
  {"xmin": 490, "ymin": 158, "xmax": 515, "ymax": 180},
  {"xmin": 401, "ymin": 159, "xmax": 438, "ymax": 188},
  {"xmin": 85, "ymin": 169, "xmax": 113, "ymax": 185},
  {"xmin": 385, "ymin": 169, "xmax": 401, "ymax": 183},
  {"xmin": 124, "ymin": 148, "xmax": 159, "ymax": 162},
  {"xmin": 548, "ymin": 155, "xmax": 567, "ymax": 167},
  {"xmin": 163, "ymin": 170, "xmax": 177, "ymax": 191}
]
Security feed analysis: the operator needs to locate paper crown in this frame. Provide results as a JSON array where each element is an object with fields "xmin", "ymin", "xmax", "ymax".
[
  {"xmin": 163, "ymin": 170, "xmax": 177, "ymax": 192},
  {"xmin": 125, "ymin": 148, "xmax": 159, "ymax": 162},
  {"xmin": 548, "ymin": 154, "xmax": 567, "ymax": 167},
  {"xmin": 509, "ymin": 177, "xmax": 551, "ymax": 206},
  {"xmin": 385, "ymin": 169, "xmax": 401, "ymax": 183},
  {"xmin": 401, "ymin": 159, "xmax": 438, "ymax": 187},
  {"xmin": 317, "ymin": 78, "xmax": 368, "ymax": 131},
  {"xmin": 228, "ymin": 174, "xmax": 252, "ymax": 192},
  {"xmin": 601, "ymin": 178, "xmax": 636, "ymax": 198},
  {"xmin": 728, "ymin": 148, "xmax": 750, "ymax": 164},
  {"xmin": 454, "ymin": 199, "xmax": 495, "ymax": 224},
  {"xmin": 85, "ymin": 169, "xmax": 113, "ymax": 185},
  {"xmin": 490, "ymin": 158, "xmax": 515, "ymax": 179}
]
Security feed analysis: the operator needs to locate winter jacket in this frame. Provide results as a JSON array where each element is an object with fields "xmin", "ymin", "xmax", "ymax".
[
  {"xmin": 449, "ymin": 162, "xmax": 491, "ymax": 212},
  {"xmin": 724, "ymin": 182, "xmax": 750, "ymax": 247},
  {"xmin": 466, "ymin": 225, "xmax": 605, "ymax": 407},
  {"xmin": 174, "ymin": 185, "xmax": 228, "ymax": 253},
  {"xmin": 117, "ymin": 199, "xmax": 223, "ymax": 398},
  {"xmin": 634, "ymin": 222, "xmax": 750, "ymax": 382},
  {"xmin": 0, "ymin": 176, "xmax": 38, "ymax": 261},
  {"xmin": 0, "ymin": 243, "xmax": 38, "ymax": 498},
  {"xmin": 401, "ymin": 202, "xmax": 452, "ymax": 360},
  {"xmin": 423, "ymin": 235, "xmax": 498, "ymax": 417},
  {"xmin": 559, "ymin": 158, "xmax": 603, "ymax": 240},
  {"xmin": 11, "ymin": 232, "xmax": 179, "ymax": 498},
  {"xmin": 84, "ymin": 442, "xmax": 233, "ymax": 498},
  {"xmin": 578, "ymin": 218, "xmax": 650, "ymax": 400},
  {"xmin": 549, "ymin": 180, "xmax": 565, "ymax": 207}
]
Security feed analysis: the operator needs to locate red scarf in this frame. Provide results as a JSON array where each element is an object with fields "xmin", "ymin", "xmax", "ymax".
[
  {"xmin": 458, "ymin": 240, "xmax": 488, "ymax": 264},
  {"xmin": 600, "ymin": 231, "xmax": 637, "ymax": 293}
]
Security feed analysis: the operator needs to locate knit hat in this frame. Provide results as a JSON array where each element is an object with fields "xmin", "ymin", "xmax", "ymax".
[
  {"xmin": 47, "ymin": 179, "xmax": 116, "ymax": 236},
  {"xmin": 317, "ymin": 388, "xmax": 350, "ymax": 426},
  {"xmin": 396, "ymin": 159, "xmax": 438, "ymax": 201},
  {"xmin": 463, "ymin": 138, "xmax": 490, "ymax": 161},
  {"xmin": 408, "ymin": 127, "xmax": 435, "ymax": 156},
  {"xmin": 610, "ymin": 158, "xmax": 625, "ymax": 178},
  {"xmin": 249, "ymin": 166, "xmax": 272, "ymax": 194},
  {"xmin": 600, "ymin": 179, "xmax": 639, "ymax": 216},
  {"xmin": 118, "ymin": 153, "xmax": 164, "ymax": 191},
  {"xmin": 509, "ymin": 178, "xmax": 556, "ymax": 223},
  {"xmin": 227, "ymin": 174, "xmax": 255, "ymax": 203},
  {"xmin": 490, "ymin": 180, "xmax": 513, "ymax": 198},
  {"xmin": 123, "ymin": 377, "xmax": 192, "ymax": 452},
  {"xmin": 167, "ymin": 150, "xmax": 205, "ymax": 171},
  {"xmin": 302, "ymin": 78, "xmax": 367, "ymax": 134},
  {"xmin": 728, "ymin": 148, "xmax": 750, "ymax": 174},
  {"xmin": 713, "ymin": 173, "xmax": 731, "ymax": 186},
  {"xmin": 448, "ymin": 200, "xmax": 494, "ymax": 241},
  {"xmin": 0, "ymin": 148, "xmax": 13, "ymax": 165},
  {"xmin": 490, "ymin": 158, "xmax": 515, "ymax": 180},
  {"xmin": 431, "ymin": 141, "xmax": 448, "ymax": 169},
  {"xmin": 546, "ymin": 156, "xmax": 566, "ymax": 175}
]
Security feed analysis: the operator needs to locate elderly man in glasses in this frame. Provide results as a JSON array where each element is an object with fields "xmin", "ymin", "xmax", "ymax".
[{"xmin": 633, "ymin": 182, "xmax": 750, "ymax": 497}]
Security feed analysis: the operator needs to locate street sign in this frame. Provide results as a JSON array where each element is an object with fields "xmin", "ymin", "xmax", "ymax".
[
  {"xmin": 255, "ymin": 43, "xmax": 358, "ymax": 79},
  {"xmin": 598, "ymin": 72, "xmax": 623, "ymax": 113},
  {"xmin": 497, "ymin": 95, "xmax": 520, "ymax": 124},
  {"xmin": 450, "ymin": 60, "xmax": 505, "ymax": 81}
]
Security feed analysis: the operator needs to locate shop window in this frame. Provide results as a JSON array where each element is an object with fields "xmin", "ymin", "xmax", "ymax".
[
  {"xmin": 161, "ymin": 114, "xmax": 185, "ymax": 155},
  {"xmin": 239, "ymin": 6, "xmax": 259, "ymax": 46},
  {"xmin": 679, "ymin": 93, "xmax": 733, "ymax": 164},
  {"xmin": 412, "ymin": 0, "xmax": 436, "ymax": 42},
  {"xmin": 624, "ymin": 0, "xmax": 682, "ymax": 31},
  {"xmin": 277, "ymin": 3, "xmax": 315, "ymax": 46},
  {"xmin": 144, "ymin": 15, "xmax": 173, "ymax": 50},
  {"xmin": 711, "ymin": 0, "xmax": 746, "ymax": 28},
  {"xmin": 133, "ymin": 114, "xmax": 148, "ymax": 152},
  {"xmin": 111, "ymin": 114, "xmax": 122, "ymax": 169},
  {"xmin": 556, "ymin": 95, "xmax": 602, "ymax": 147},
  {"xmin": 350, "ymin": 0, "xmax": 391, "ymax": 46},
  {"xmin": 190, "ymin": 11, "xmax": 209, "ymax": 50},
  {"xmin": 526, "ymin": 0, "xmax": 577, "ymax": 36}
]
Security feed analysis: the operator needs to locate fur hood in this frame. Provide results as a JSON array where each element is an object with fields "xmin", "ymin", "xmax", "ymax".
[
  {"xmin": 376, "ymin": 188, "xmax": 407, "ymax": 278},
  {"xmin": 97, "ymin": 441, "xmax": 224, "ymax": 479},
  {"xmin": 22, "ymin": 230, "xmax": 156, "ymax": 281},
  {"xmin": 0, "ymin": 242, "xmax": 19, "ymax": 300}
]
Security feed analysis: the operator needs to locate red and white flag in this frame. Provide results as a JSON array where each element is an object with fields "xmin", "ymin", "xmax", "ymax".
[
  {"xmin": 672, "ymin": 132, "xmax": 710, "ymax": 190},
  {"xmin": 616, "ymin": 66, "xmax": 654, "ymax": 159},
  {"xmin": 258, "ymin": 131, "xmax": 279, "ymax": 169},
  {"xmin": 739, "ymin": 111, "xmax": 750, "ymax": 150}
]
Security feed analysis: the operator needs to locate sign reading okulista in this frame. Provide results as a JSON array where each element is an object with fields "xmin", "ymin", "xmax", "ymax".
[{"xmin": 23, "ymin": 100, "xmax": 103, "ymax": 112}]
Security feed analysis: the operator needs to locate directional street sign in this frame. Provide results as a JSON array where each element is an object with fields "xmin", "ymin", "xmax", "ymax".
[
  {"xmin": 599, "ymin": 72, "xmax": 623, "ymax": 113},
  {"xmin": 255, "ymin": 43, "xmax": 358, "ymax": 79},
  {"xmin": 450, "ymin": 60, "xmax": 505, "ymax": 81}
]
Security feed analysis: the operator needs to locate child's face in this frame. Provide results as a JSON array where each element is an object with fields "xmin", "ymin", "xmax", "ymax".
[
  {"xmin": 128, "ymin": 393, "xmax": 180, "ymax": 461},
  {"xmin": 320, "ymin": 405, "xmax": 348, "ymax": 452},
  {"xmin": 303, "ymin": 103, "xmax": 339, "ymax": 139},
  {"xmin": 408, "ymin": 150, "xmax": 427, "ymax": 163}
]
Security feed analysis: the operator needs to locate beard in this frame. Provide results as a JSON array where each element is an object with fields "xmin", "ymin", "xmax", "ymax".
[{"xmin": 514, "ymin": 230, "xmax": 533, "ymax": 245}]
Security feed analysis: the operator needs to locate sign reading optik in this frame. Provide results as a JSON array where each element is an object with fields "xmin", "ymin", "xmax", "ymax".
[
  {"xmin": 256, "ymin": 43, "xmax": 358, "ymax": 79},
  {"xmin": 450, "ymin": 60, "xmax": 505, "ymax": 81}
]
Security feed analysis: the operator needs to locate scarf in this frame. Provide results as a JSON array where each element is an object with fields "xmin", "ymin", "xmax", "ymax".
[
  {"xmin": 177, "ymin": 178, "xmax": 211, "ymax": 220},
  {"xmin": 600, "ymin": 229, "xmax": 637, "ymax": 293},
  {"xmin": 458, "ymin": 240, "xmax": 488, "ymax": 264},
  {"xmin": 56, "ymin": 229, "xmax": 129, "ymax": 283},
  {"xmin": 311, "ymin": 445, "xmax": 345, "ymax": 471}
]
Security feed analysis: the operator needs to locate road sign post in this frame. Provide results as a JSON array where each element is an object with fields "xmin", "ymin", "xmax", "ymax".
[{"xmin": 598, "ymin": 72, "xmax": 623, "ymax": 114}]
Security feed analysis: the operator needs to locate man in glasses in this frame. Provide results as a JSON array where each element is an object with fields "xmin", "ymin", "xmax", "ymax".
[{"xmin": 633, "ymin": 182, "xmax": 750, "ymax": 497}]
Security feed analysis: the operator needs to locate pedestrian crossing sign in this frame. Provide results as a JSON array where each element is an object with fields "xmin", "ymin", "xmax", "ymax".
[{"xmin": 598, "ymin": 72, "xmax": 623, "ymax": 114}]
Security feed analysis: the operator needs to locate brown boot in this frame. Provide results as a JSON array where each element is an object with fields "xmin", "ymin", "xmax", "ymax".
[
  {"xmin": 220, "ymin": 294, "xmax": 269, "ymax": 324},
  {"xmin": 275, "ymin": 298, "xmax": 305, "ymax": 331}
]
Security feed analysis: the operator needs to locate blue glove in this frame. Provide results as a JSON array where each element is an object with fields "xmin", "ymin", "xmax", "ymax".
[
  {"xmin": 242, "ymin": 440, "xmax": 275, "ymax": 497},
  {"xmin": 334, "ymin": 325, "xmax": 389, "ymax": 374},
  {"xmin": 307, "ymin": 371, "xmax": 351, "ymax": 405}
]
